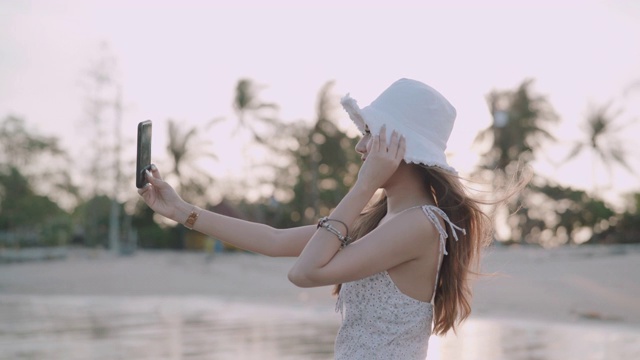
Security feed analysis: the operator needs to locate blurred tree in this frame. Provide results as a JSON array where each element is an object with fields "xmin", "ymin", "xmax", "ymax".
[
  {"xmin": 285, "ymin": 81, "xmax": 360, "ymax": 225},
  {"xmin": 475, "ymin": 79, "xmax": 558, "ymax": 243},
  {"xmin": 563, "ymin": 101, "xmax": 636, "ymax": 193},
  {"xmin": 523, "ymin": 181, "xmax": 616, "ymax": 246},
  {"xmin": 604, "ymin": 192, "xmax": 640, "ymax": 244},
  {"xmin": 130, "ymin": 200, "xmax": 175, "ymax": 249},
  {"xmin": 0, "ymin": 115, "xmax": 78, "ymax": 206},
  {"xmin": 0, "ymin": 116, "xmax": 75, "ymax": 247},
  {"xmin": 0, "ymin": 167, "xmax": 71, "ymax": 246},
  {"xmin": 226, "ymin": 81, "xmax": 359, "ymax": 229},
  {"xmin": 232, "ymin": 78, "xmax": 280, "ymax": 145},
  {"xmin": 165, "ymin": 118, "xmax": 221, "ymax": 248},
  {"xmin": 166, "ymin": 119, "xmax": 220, "ymax": 205},
  {"xmin": 476, "ymin": 79, "xmax": 558, "ymax": 172},
  {"xmin": 72, "ymin": 195, "xmax": 123, "ymax": 248},
  {"xmin": 0, "ymin": 116, "xmax": 64, "ymax": 168},
  {"xmin": 227, "ymin": 78, "xmax": 294, "ymax": 219}
]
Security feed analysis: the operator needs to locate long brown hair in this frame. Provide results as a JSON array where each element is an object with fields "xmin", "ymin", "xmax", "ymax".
[{"xmin": 333, "ymin": 165, "xmax": 495, "ymax": 336}]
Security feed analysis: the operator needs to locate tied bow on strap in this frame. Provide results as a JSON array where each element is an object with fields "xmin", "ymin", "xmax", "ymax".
[{"xmin": 421, "ymin": 205, "xmax": 466, "ymax": 256}]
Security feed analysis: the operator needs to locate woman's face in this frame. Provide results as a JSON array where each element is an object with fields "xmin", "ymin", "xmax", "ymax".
[{"xmin": 355, "ymin": 126, "xmax": 372, "ymax": 160}]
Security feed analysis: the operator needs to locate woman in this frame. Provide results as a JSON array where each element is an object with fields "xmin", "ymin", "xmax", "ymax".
[{"xmin": 139, "ymin": 78, "xmax": 493, "ymax": 359}]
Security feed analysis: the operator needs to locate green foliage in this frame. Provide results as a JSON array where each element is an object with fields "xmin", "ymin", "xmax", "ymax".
[
  {"xmin": 72, "ymin": 195, "xmax": 127, "ymax": 248},
  {"xmin": 9, "ymin": 78, "xmax": 634, "ymax": 250},
  {"xmin": 593, "ymin": 192, "xmax": 640, "ymax": 244},
  {"xmin": 474, "ymin": 80, "xmax": 559, "ymax": 243},
  {"xmin": 474, "ymin": 79, "xmax": 639, "ymax": 246},
  {"xmin": 224, "ymin": 81, "xmax": 360, "ymax": 230},
  {"xmin": 0, "ymin": 116, "xmax": 65, "ymax": 168},
  {"xmin": 476, "ymin": 79, "xmax": 558, "ymax": 172},
  {"xmin": 526, "ymin": 182, "xmax": 616, "ymax": 245},
  {"xmin": 0, "ymin": 116, "xmax": 75, "ymax": 247},
  {"xmin": 131, "ymin": 201, "xmax": 174, "ymax": 249},
  {"xmin": 283, "ymin": 82, "xmax": 360, "ymax": 226},
  {"xmin": 0, "ymin": 166, "xmax": 72, "ymax": 247},
  {"xmin": 232, "ymin": 78, "xmax": 279, "ymax": 144},
  {"xmin": 0, "ymin": 116, "xmax": 78, "ymax": 206},
  {"xmin": 286, "ymin": 118, "xmax": 359, "ymax": 225},
  {"xmin": 166, "ymin": 119, "xmax": 218, "ymax": 205}
]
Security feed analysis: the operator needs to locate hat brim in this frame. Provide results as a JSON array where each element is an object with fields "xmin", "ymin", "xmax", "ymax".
[{"xmin": 340, "ymin": 94, "xmax": 367, "ymax": 134}]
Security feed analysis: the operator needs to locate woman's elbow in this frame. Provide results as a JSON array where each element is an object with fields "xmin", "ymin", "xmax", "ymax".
[{"xmin": 287, "ymin": 268, "xmax": 316, "ymax": 288}]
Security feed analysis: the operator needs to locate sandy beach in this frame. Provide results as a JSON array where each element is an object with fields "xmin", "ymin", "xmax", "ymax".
[
  {"xmin": 1, "ymin": 245, "xmax": 639, "ymax": 359},
  {"xmin": 2, "ymin": 245, "xmax": 639, "ymax": 325}
]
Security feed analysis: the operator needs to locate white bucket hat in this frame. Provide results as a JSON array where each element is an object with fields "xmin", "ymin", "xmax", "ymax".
[{"xmin": 341, "ymin": 78, "xmax": 457, "ymax": 174}]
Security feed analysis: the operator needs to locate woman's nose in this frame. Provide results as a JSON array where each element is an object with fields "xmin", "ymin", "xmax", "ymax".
[{"xmin": 355, "ymin": 137, "xmax": 368, "ymax": 154}]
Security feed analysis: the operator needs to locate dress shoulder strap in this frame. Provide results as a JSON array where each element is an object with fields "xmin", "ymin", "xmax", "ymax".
[
  {"xmin": 418, "ymin": 205, "xmax": 466, "ymax": 304},
  {"xmin": 419, "ymin": 205, "xmax": 466, "ymax": 256}
]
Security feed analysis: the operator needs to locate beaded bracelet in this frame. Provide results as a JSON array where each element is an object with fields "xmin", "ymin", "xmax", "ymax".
[{"xmin": 317, "ymin": 216, "xmax": 353, "ymax": 248}]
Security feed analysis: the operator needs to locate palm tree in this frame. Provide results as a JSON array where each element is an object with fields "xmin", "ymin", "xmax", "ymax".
[
  {"xmin": 476, "ymin": 79, "xmax": 558, "ymax": 174},
  {"xmin": 227, "ymin": 78, "xmax": 292, "ymax": 207},
  {"xmin": 564, "ymin": 101, "xmax": 635, "ymax": 193},
  {"xmin": 232, "ymin": 78, "xmax": 280, "ymax": 145},
  {"xmin": 474, "ymin": 79, "xmax": 558, "ymax": 243},
  {"xmin": 287, "ymin": 81, "xmax": 360, "ymax": 224},
  {"xmin": 166, "ymin": 118, "xmax": 220, "ymax": 205},
  {"xmin": 165, "ymin": 118, "xmax": 220, "ymax": 249}
]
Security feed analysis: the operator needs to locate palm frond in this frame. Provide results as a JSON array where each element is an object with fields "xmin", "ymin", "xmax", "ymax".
[{"xmin": 610, "ymin": 147, "xmax": 635, "ymax": 175}]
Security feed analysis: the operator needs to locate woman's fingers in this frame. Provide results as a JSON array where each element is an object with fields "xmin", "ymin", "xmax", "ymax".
[
  {"xmin": 150, "ymin": 164, "xmax": 163, "ymax": 180},
  {"xmin": 145, "ymin": 169, "xmax": 156, "ymax": 184},
  {"xmin": 388, "ymin": 130, "xmax": 399, "ymax": 155},
  {"xmin": 365, "ymin": 125, "xmax": 405, "ymax": 164},
  {"xmin": 137, "ymin": 183, "xmax": 151, "ymax": 196},
  {"xmin": 137, "ymin": 183, "xmax": 155, "ymax": 208},
  {"xmin": 375, "ymin": 126, "xmax": 404, "ymax": 160},
  {"xmin": 378, "ymin": 125, "xmax": 386, "ymax": 152},
  {"xmin": 398, "ymin": 134, "xmax": 406, "ymax": 159},
  {"xmin": 388, "ymin": 131, "xmax": 405, "ymax": 161},
  {"xmin": 372, "ymin": 129, "xmax": 380, "ymax": 153},
  {"xmin": 146, "ymin": 165, "xmax": 167, "ymax": 188}
]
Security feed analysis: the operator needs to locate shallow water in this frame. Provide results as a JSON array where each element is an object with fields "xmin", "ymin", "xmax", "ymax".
[{"xmin": 0, "ymin": 295, "xmax": 638, "ymax": 360}]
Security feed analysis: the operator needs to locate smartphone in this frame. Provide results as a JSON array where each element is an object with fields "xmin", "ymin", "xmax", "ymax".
[{"xmin": 136, "ymin": 120, "xmax": 153, "ymax": 188}]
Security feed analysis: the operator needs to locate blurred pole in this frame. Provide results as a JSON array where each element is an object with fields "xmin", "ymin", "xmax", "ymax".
[{"xmin": 108, "ymin": 85, "xmax": 122, "ymax": 254}]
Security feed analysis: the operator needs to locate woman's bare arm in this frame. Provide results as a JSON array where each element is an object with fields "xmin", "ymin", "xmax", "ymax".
[
  {"xmin": 175, "ymin": 203, "xmax": 316, "ymax": 257},
  {"xmin": 139, "ymin": 165, "xmax": 316, "ymax": 257},
  {"xmin": 288, "ymin": 127, "xmax": 410, "ymax": 287}
]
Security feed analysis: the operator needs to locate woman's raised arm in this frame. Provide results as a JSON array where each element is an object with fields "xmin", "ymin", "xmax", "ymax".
[{"xmin": 138, "ymin": 164, "xmax": 316, "ymax": 257}]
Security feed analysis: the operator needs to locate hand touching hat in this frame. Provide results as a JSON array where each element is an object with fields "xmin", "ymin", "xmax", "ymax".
[{"xmin": 341, "ymin": 78, "xmax": 457, "ymax": 174}]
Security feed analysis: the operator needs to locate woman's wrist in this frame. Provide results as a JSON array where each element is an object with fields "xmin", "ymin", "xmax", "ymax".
[
  {"xmin": 352, "ymin": 178, "xmax": 379, "ymax": 196},
  {"xmin": 174, "ymin": 201, "xmax": 196, "ymax": 225}
]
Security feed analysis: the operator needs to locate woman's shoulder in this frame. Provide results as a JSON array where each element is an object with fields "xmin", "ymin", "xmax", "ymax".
[
  {"xmin": 380, "ymin": 205, "xmax": 442, "ymax": 241},
  {"xmin": 398, "ymin": 204, "xmax": 454, "ymax": 225},
  {"xmin": 394, "ymin": 204, "xmax": 466, "ymax": 253},
  {"xmin": 394, "ymin": 204, "xmax": 444, "ymax": 222}
]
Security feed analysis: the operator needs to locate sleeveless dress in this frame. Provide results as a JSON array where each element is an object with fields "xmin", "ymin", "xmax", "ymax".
[{"xmin": 334, "ymin": 205, "xmax": 465, "ymax": 360}]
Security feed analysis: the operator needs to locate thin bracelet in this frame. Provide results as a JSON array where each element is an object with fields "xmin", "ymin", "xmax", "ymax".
[
  {"xmin": 317, "ymin": 217, "xmax": 352, "ymax": 248},
  {"xmin": 184, "ymin": 206, "xmax": 200, "ymax": 230}
]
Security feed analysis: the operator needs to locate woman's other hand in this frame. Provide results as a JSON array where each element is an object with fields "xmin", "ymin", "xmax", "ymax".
[
  {"xmin": 137, "ymin": 164, "xmax": 187, "ymax": 222},
  {"xmin": 356, "ymin": 125, "xmax": 406, "ymax": 191}
]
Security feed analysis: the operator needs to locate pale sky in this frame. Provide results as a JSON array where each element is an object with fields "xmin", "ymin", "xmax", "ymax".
[{"xmin": 1, "ymin": 0, "xmax": 639, "ymax": 207}]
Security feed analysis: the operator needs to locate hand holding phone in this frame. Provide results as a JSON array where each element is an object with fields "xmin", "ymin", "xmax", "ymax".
[{"xmin": 136, "ymin": 120, "xmax": 153, "ymax": 188}]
